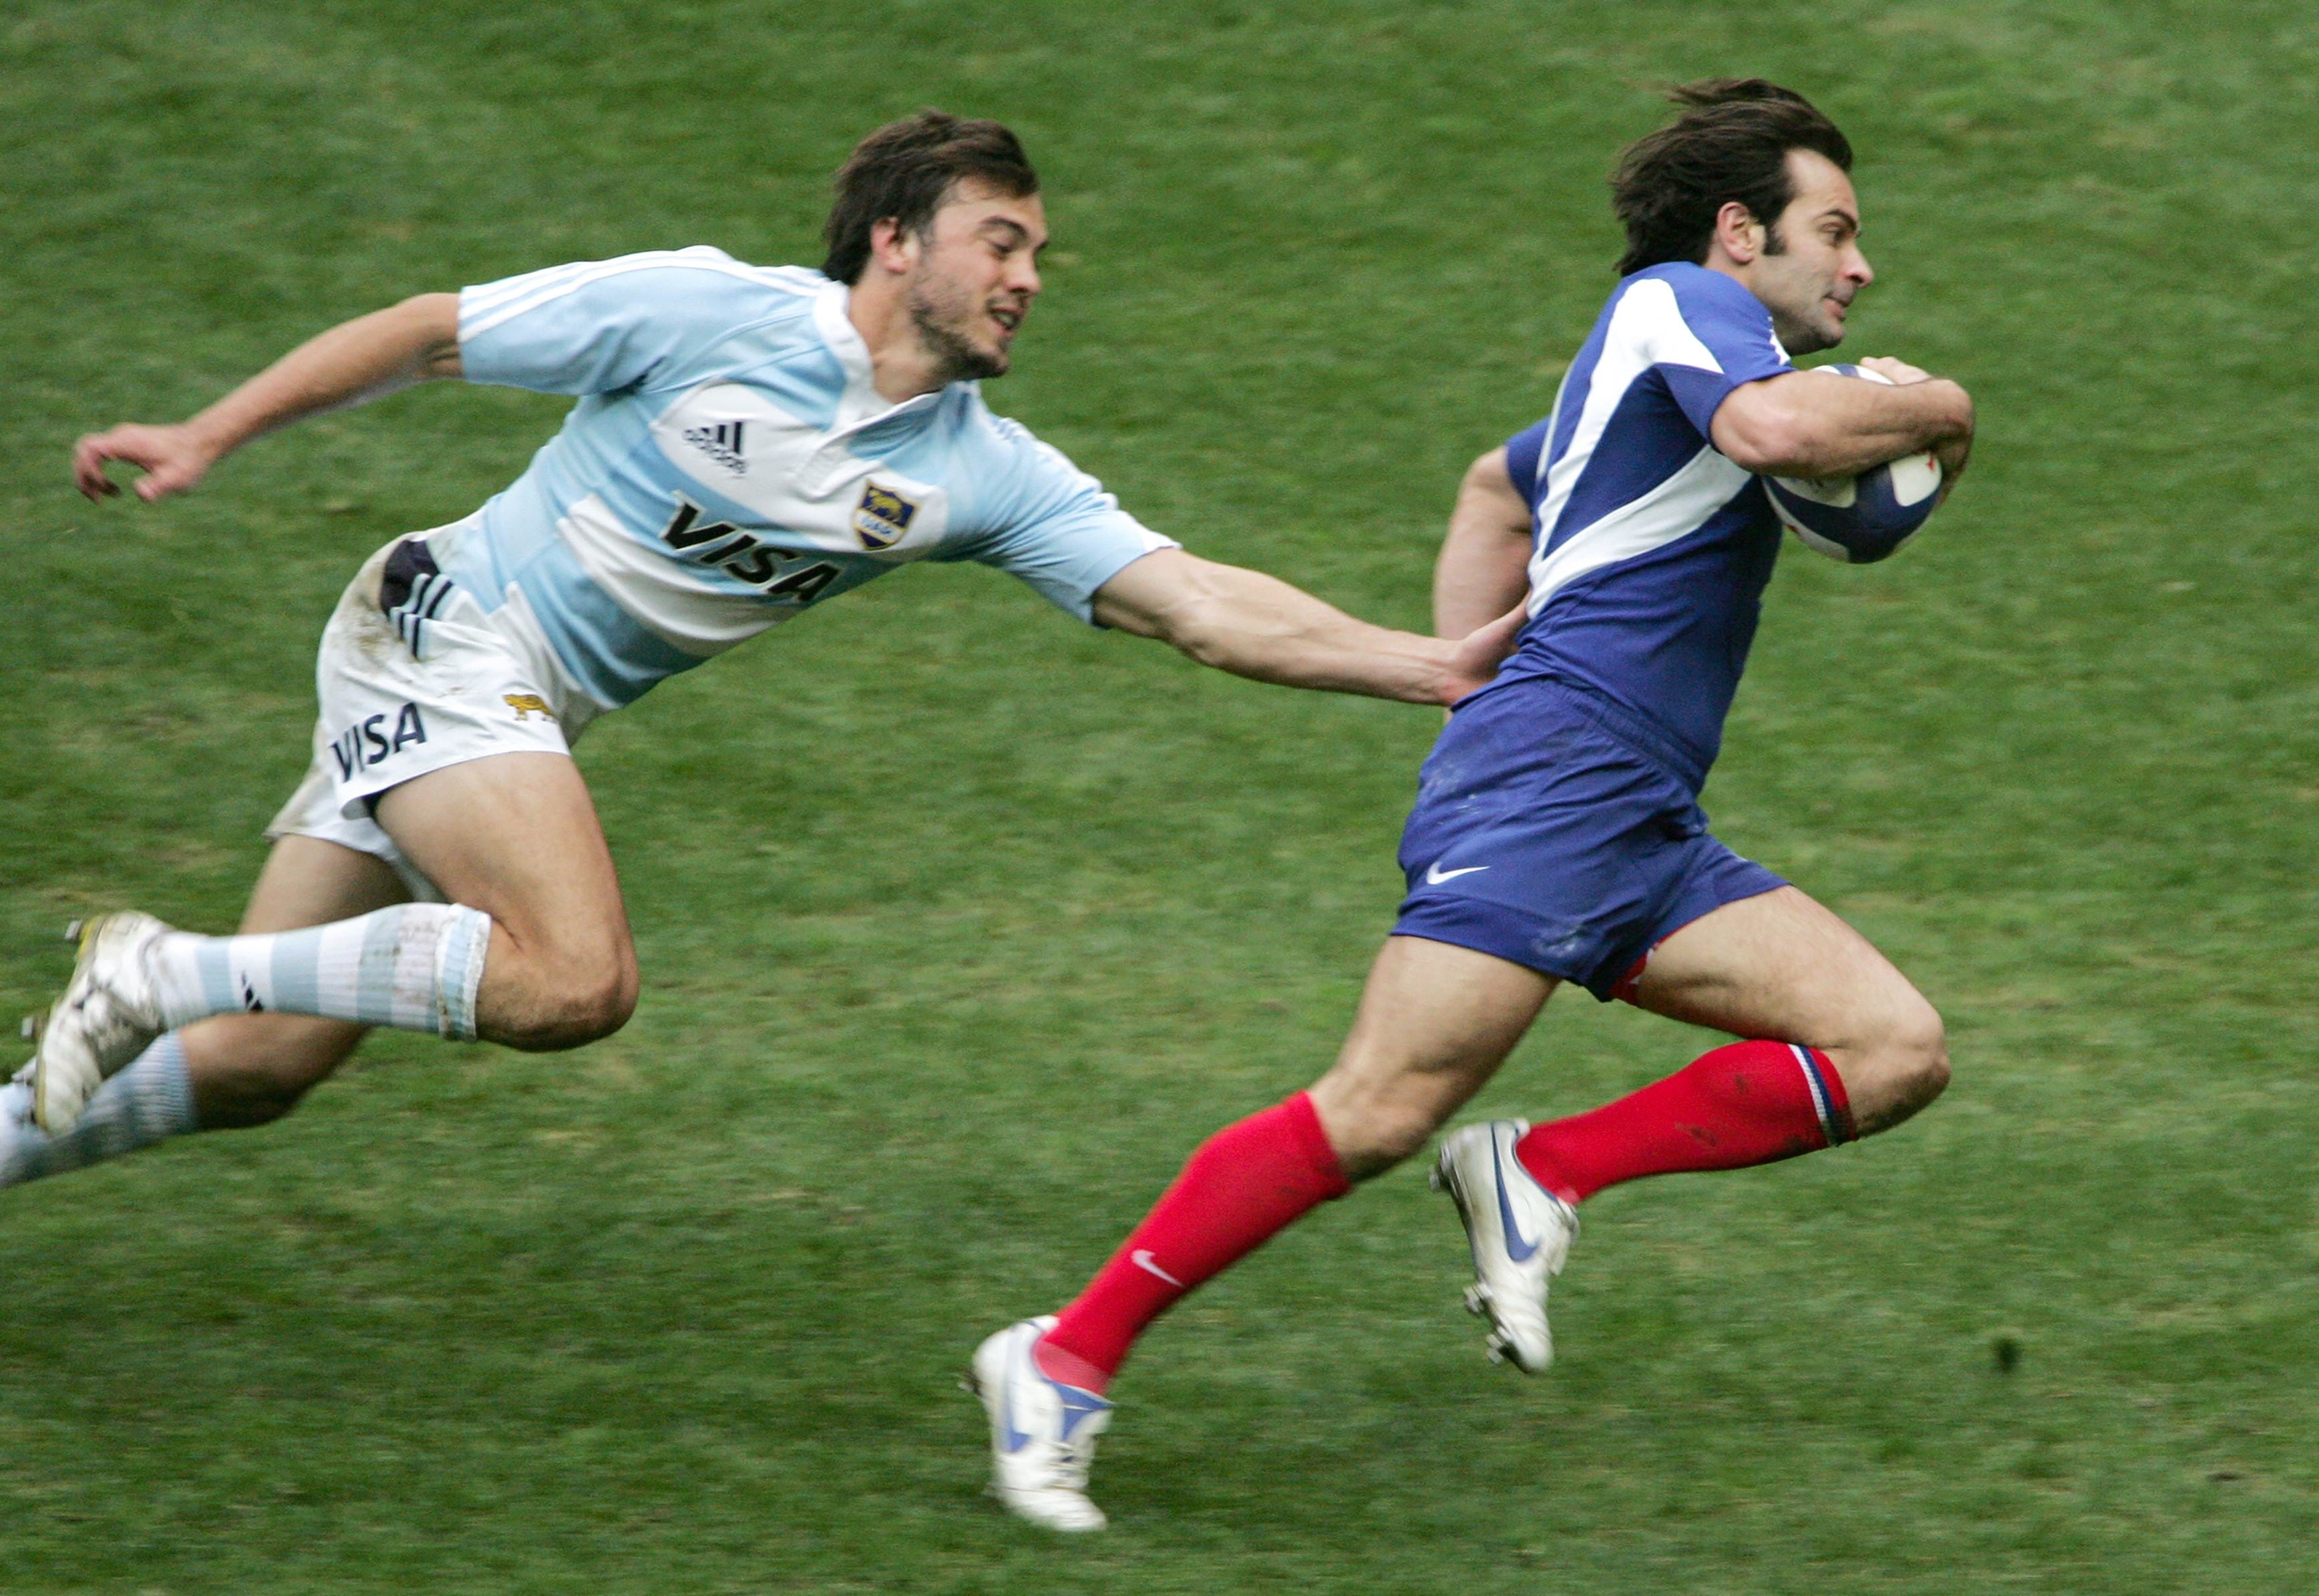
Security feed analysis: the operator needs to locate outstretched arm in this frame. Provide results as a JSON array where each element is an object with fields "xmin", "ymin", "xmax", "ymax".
[
  {"xmin": 1433, "ymin": 446, "xmax": 1536, "ymax": 639},
  {"xmin": 73, "ymin": 293, "xmax": 464, "ymax": 502},
  {"xmin": 1092, "ymin": 548, "xmax": 1524, "ymax": 708},
  {"xmin": 1711, "ymin": 356, "xmax": 1974, "ymax": 486}
]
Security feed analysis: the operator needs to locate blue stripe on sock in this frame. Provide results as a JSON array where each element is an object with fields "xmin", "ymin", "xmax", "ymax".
[
  {"xmin": 270, "ymin": 930, "xmax": 320, "ymax": 1017},
  {"xmin": 194, "ymin": 942, "xmax": 238, "ymax": 1014},
  {"xmin": 5, "ymin": 1034, "xmax": 202, "ymax": 1188},
  {"xmin": 433, "ymin": 907, "xmax": 488, "ymax": 1040},
  {"xmin": 1790, "ymin": 1044, "xmax": 1848, "ymax": 1146},
  {"xmin": 129, "ymin": 1032, "xmax": 199, "ymax": 1137}
]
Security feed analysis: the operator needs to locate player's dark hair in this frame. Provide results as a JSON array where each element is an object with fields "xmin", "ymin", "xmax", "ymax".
[
  {"xmin": 1610, "ymin": 79, "xmax": 1852, "ymax": 277},
  {"xmin": 822, "ymin": 110, "xmax": 1039, "ymax": 284}
]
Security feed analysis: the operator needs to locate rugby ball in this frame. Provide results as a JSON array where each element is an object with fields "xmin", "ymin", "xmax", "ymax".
[{"xmin": 1763, "ymin": 365, "xmax": 1942, "ymax": 564}]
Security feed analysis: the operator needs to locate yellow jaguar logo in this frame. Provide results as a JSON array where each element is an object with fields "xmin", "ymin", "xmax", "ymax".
[
  {"xmin": 504, "ymin": 694, "xmax": 554, "ymax": 721},
  {"xmin": 852, "ymin": 482, "xmax": 918, "ymax": 550}
]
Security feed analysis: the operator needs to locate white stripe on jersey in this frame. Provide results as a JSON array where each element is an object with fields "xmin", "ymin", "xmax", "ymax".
[
  {"xmin": 459, "ymin": 259, "xmax": 594, "ymax": 319},
  {"xmin": 1527, "ymin": 277, "xmax": 1733, "ymax": 615},
  {"xmin": 1535, "ymin": 278, "xmax": 1723, "ymax": 538},
  {"xmin": 1529, "ymin": 447, "xmax": 1751, "ymax": 610},
  {"xmin": 555, "ymin": 492, "xmax": 790, "ymax": 658},
  {"xmin": 459, "ymin": 246, "xmax": 763, "ymax": 318},
  {"xmin": 462, "ymin": 250, "xmax": 820, "ymax": 341}
]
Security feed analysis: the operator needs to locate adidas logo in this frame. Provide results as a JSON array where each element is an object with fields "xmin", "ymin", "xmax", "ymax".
[{"xmin": 683, "ymin": 420, "xmax": 748, "ymax": 475}]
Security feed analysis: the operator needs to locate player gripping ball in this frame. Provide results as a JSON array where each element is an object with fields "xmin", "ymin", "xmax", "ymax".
[{"xmin": 1765, "ymin": 363, "xmax": 1946, "ymax": 562}]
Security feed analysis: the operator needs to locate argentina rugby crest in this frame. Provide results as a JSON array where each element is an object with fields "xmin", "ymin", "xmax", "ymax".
[{"xmin": 851, "ymin": 482, "xmax": 918, "ymax": 550}]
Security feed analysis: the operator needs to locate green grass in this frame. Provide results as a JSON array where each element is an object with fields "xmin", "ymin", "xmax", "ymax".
[{"xmin": 5, "ymin": 0, "xmax": 2319, "ymax": 1589}]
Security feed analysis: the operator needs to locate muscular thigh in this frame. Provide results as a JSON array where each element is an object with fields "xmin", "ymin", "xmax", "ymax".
[
  {"xmin": 372, "ymin": 751, "xmax": 638, "ymax": 1050},
  {"xmin": 238, "ymin": 833, "xmax": 409, "ymax": 934},
  {"xmin": 1309, "ymin": 936, "xmax": 1557, "ymax": 1177},
  {"xmin": 371, "ymin": 751, "xmax": 630, "ymax": 966},
  {"xmin": 1630, "ymin": 885, "xmax": 1947, "ymax": 1131},
  {"xmin": 1632, "ymin": 885, "xmax": 1928, "ymax": 1049},
  {"xmin": 304, "ymin": 534, "xmax": 627, "ymax": 981}
]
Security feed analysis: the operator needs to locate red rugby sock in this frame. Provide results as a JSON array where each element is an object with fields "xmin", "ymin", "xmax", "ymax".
[
  {"xmin": 1037, "ymin": 1092, "xmax": 1351, "ymax": 1392},
  {"xmin": 1514, "ymin": 1040, "xmax": 1853, "ymax": 1205}
]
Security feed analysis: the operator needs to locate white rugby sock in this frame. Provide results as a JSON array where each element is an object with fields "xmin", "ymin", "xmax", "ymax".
[
  {"xmin": 1, "ymin": 1034, "xmax": 201, "ymax": 1189},
  {"xmin": 148, "ymin": 904, "xmax": 492, "ymax": 1041}
]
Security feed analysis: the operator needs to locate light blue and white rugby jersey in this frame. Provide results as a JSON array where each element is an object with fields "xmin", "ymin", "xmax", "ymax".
[{"xmin": 429, "ymin": 246, "xmax": 1176, "ymax": 709}]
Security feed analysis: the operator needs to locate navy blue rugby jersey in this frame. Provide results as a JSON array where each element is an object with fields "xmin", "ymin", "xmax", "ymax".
[{"xmin": 1491, "ymin": 262, "xmax": 1795, "ymax": 787}]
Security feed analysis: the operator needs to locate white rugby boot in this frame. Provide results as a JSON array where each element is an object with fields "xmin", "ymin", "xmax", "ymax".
[
  {"xmin": 968, "ymin": 1316, "xmax": 1113, "ymax": 1533},
  {"xmin": 29, "ymin": 913, "xmax": 174, "ymax": 1135},
  {"xmin": 1432, "ymin": 1119, "xmax": 1580, "ymax": 1374}
]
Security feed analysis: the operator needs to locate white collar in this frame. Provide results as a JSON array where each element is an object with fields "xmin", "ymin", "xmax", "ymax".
[{"xmin": 813, "ymin": 278, "xmax": 950, "ymax": 435}]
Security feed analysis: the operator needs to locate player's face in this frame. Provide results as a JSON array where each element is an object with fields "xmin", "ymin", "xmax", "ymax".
[
  {"xmin": 1752, "ymin": 151, "xmax": 1873, "ymax": 355},
  {"xmin": 903, "ymin": 181, "xmax": 1047, "ymax": 383}
]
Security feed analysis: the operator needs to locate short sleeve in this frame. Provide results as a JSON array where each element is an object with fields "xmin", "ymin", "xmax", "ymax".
[
  {"xmin": 1503, "ymin": 419, "xmax": 1551, "ymax": 504},
  {"xmin": 959, "ymin": 421, "xmax": 1178, "ymax": 623},
  {"xmin": 1644, "ymin": 267, "xmax": 1795, "ymax": 439},
  {"xmin": 458, "ymin": 247, "xmax": 773, "ymax": 396}
]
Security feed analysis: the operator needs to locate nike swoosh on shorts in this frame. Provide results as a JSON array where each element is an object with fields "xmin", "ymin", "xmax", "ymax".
[{"xmin": 1425, "ymin": 862, "xmax": 1490, "ymax": 885}]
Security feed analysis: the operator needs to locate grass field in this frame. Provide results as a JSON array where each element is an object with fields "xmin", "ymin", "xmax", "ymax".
[{"xmin": 5, "ymin": 1, "xmax": 2319, "ymax": 1590}]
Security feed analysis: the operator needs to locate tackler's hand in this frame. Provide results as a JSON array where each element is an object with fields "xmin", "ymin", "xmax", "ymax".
[
  {"xmin": 72, "ymin": 422, "xmax": 221, "ymax": 504},
  {"xmin": 1440, "ymin": 599, "xmax": 1528, "ymax": 707}
]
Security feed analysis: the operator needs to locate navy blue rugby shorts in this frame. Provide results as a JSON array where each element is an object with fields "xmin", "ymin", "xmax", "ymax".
[{"xmin": 1391, "ymin": 676, "xmax": 1786, "ymax": 1001}]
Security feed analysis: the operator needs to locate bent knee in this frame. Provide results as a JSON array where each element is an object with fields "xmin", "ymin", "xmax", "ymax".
[
  {"xmin": 1916, "ymin": 1036, "xmax": 1953, "ymax": 1106},
  {"xmin": 503, "ymin": 950, "xmax": 638, "ymax": 1051},
  {"xmin": 1315, "ymin": 1096, "xmax": 1444, "ymax": 1181},
  {"xmin": 1358, "ymin": 1111, "xmax": 1438, "ymax": 1171},
  {"xmin": 1890, "ymin": 1000, "xmax": 1950, "ymax": 1105},
  {"xmin": 1839, "ymin": 998, "xmax": 1949, "ymax": 1126}
]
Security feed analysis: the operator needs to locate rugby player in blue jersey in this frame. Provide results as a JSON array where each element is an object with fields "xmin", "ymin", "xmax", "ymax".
[
  {"xmin": 977, "ymin": 79, "xmax": 1976, "ymax": 1531},
  {"xmin": 7, "ymin": 114, "xmax": 1520, "ymax": 1185}
]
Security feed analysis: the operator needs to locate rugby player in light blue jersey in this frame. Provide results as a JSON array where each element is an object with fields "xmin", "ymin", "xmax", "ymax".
[
  {"xmin": 11, "ymin": 114, "xmax": 1520, "ymax": 1191},
  {"xmin": 978, "ymin": 81, "xmax": 1978, "ymax": 1532}
]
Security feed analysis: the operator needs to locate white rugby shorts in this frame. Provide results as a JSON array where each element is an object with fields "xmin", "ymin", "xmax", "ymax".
[{"xmin": 266, "ymin": 530, "xmax": 600, "ymax": 895}]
